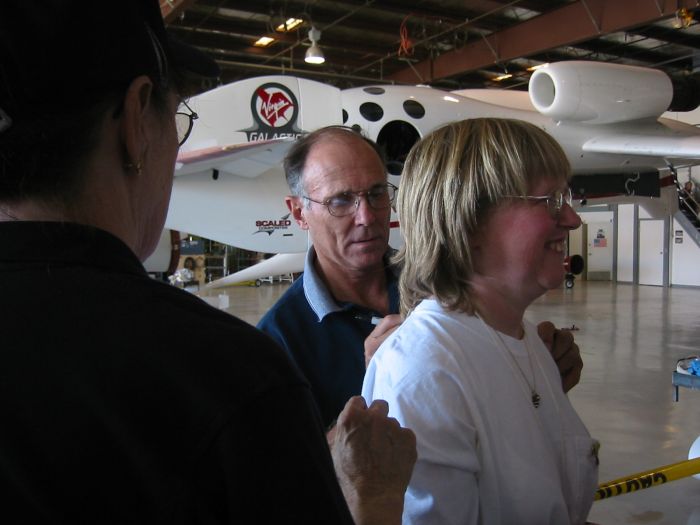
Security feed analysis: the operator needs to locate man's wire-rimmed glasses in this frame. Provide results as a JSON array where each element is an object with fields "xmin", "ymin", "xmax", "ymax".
[
  {"xmin": 303, "ymin": 183, "xmax": 398, "ymax": 217},
  {"xmin": 506, "ymin": 187, "xmax": 573, "ymax": 220},
  {"xmin": 175, "ymin": 100, "xmax": 198, "ymax": 146}
]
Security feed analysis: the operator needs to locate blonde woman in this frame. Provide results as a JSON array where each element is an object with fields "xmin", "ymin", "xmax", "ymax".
[{"xmin": 362, "ymin": 118, "xmax": 599, "ymax": 524}]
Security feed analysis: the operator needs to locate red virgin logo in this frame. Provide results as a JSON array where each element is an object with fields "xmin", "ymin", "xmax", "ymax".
[
  {"xmin": 244, "ymin": 82, "xmax": 301, "ymax": 141},
  {"xmin": 253, "ymin": 84, "xmax": 298, "ymax": 128}
]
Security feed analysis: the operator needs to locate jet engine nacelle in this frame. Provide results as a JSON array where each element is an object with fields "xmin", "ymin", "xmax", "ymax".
[{"xmin": 529, "ymin": 61, "xmax": 673, "ymax": 125}]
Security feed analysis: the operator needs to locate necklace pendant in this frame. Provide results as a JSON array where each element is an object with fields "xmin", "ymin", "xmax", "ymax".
[{"xmin": 531, "ymin": 391, "xmax": 541, "ymax": 408}]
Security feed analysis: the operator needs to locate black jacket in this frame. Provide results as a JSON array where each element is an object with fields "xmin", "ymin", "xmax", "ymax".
[{"xmin": 0, "ymin": 221, "xmax": 352, "ymax": 524}]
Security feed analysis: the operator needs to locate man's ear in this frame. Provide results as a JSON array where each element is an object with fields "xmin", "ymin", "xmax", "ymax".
[
  {"xmin": 120, "ymin": 75, "xmax": 154, "ymax": 174},
  {"xmin": 286, "ymin": 196, "xmax": 308, "ymax": 230}
]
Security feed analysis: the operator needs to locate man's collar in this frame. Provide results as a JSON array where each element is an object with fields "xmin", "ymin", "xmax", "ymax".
[
  {"xmin": 302, "ymin": 247, "xmax": 341, "ymax": 322},
  {"xmin": 302, "ymin": 246, "xmax": 398, "ymax": 322}
]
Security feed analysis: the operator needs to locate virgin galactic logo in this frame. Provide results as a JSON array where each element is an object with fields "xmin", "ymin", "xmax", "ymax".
[{"xmin": 243, "ymin": 83, "xmax": 302, "ymax": 141}]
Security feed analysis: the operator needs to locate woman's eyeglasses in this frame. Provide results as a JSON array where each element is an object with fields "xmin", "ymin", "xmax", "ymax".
[
  {"xmin": 506, "ymin": 188, "xmax": 573, "ymax": 220},
  {"xmin": 175, "ymin": 100, "xmax": 198, "ymax": 146}
]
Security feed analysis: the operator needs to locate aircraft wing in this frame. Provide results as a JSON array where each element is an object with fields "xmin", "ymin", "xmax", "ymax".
[
  {"xmin": 582, "ymin": 132, "xmax": 700, "ymax": 159},
  {"xmin": 175, "ymin": 138, "xmax": 294, "ymax": 178},
  {"xmin": 205, "ymin": 252, "xmax": 306, "ymax": 289}
]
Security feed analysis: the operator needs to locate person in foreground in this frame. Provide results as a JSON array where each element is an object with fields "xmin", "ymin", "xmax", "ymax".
[
  {"xmin": 0, "ymin": 2, "xmax": 415, "ymax": 523},
  {"xmin": 362, "ymin": 118, "xmax": 600, "ymax": 525},
  {"xmin": 258, "ymin": 125, "xmax": 584, "ymax": 431}
]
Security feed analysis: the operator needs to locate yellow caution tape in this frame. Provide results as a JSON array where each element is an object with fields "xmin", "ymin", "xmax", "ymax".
[{"xmin": 595, "ymin": 457, "xmax": 700, "ymax": 501}]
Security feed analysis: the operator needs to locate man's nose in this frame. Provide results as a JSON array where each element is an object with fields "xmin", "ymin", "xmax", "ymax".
[{"xmin": 353, "ymin": 195, "xmax": 377, "ymax": 225}]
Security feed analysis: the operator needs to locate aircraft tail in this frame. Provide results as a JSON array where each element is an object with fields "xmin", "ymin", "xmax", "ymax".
[{"xmin": 167, "ymin": 76, "xmax": 342, "ymax": 253}]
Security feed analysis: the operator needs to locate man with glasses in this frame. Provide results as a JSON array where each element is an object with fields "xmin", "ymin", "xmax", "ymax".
[
  {"xmin": 259, "ymin": 127, "xmax": 399, "ymax": 430},
  {"xmin": 258, "ymin": 126, "xmax": 584, "ymax": 433}
]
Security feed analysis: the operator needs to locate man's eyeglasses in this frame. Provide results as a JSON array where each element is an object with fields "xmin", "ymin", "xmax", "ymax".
[
  {"xmin": 303, "ymin": 183, "xmax": 398, "ymax": 217},
  {"xmin": 506, "ymin": 187, "xmax": 573, "ymax": 220},
  {"xmin": 175, "ymin": 100, "xmax": 198, "ymax": 146}
]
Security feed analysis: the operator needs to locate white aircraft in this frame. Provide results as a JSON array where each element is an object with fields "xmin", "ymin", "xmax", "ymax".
[{"xmin": 159, "ymin": 61, "xmax": 700, "ymax": 286}]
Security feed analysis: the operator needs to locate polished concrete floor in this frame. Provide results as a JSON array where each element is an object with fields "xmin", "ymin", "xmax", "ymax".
[{"xmin": 199, "ymin": 280, "xmax": 700, "ymax": 524}]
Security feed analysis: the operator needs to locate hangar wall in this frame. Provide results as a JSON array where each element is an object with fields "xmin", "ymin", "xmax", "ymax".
[{"xmin": 577, "ymin": 201, "xmax": 700, "ymax": 288}]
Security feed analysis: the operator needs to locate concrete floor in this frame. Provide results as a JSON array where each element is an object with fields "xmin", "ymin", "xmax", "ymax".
[{"xmin": 199, "ymin": 280, "xmax": 700, "ymax": 525}]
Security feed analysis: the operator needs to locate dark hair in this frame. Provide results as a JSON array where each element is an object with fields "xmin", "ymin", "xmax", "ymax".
[
  {"xmin": 0, "ymin": 89, "xmax": 178, "ymax": 204},
  {"xmin": 283, "ymin": 125, "xmax": 386, "ymax": 197},
  {"xmin": 0, "ymin": 0, "xmax": 218, "ymax": 204}
]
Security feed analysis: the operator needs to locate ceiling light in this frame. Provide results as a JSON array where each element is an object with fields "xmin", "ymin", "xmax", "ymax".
[
  {"xmin": 493, "ymin": 73, "xmax": 512, "ymax": 82},
  {"xmin": 276, "ymin": 18, "xmax": 303, "ymax": 32},
  {"xmin": 527, "ymin": 63, "xmax": 549, "ymax": 72},
  {"xmin": 305, "ymin": 26, "xmax": 325, "ymax": 65},
  {"xmin": 305, "ymin": 43, "xmax": 325, "ymax": 64},
  {"xmin": 254, "ymin": 36, "xmax": 275, "ymax": 47}
]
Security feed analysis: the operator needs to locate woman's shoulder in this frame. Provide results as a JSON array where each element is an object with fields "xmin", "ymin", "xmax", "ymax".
[
  {"xmin": 376, "ymin": 300, "xmax": 488, "ymax": 373},
  {"xmin": 409, "ymin": 300, "xmax": 487, "ymax": 339}
]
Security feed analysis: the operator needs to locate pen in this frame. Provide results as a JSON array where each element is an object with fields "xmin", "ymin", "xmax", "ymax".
[{"xmin": 354, "ymin": 313, "xmax": 383, "ymax": 325}]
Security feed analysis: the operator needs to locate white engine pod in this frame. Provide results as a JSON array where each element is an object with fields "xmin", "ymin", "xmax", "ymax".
[{"xmin": 528, "ymin": 61, "xmax": 673, "ymax": 124}]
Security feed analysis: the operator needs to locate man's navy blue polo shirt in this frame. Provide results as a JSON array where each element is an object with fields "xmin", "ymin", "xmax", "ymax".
[{"xmin": 258, "ymin": 247, "xmax": 400, "ymax": 428}]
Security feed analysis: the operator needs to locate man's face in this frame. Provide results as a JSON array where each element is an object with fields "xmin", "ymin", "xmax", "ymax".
[{"xmin": 288, "ymin": 135, "xmax": 391, "ymax": 277}]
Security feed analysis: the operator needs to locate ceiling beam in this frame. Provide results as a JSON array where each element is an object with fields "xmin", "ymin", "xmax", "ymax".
[
  {"xmin": 387, "ymin": 0, "xmax": 700, "ymax": 84},
  {"xmin": 631, "ymin": 24, "xmax": 700, "ymax": 49}
]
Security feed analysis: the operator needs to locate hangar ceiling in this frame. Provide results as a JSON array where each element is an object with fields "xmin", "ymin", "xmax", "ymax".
[{"xmin": 163, "ymin": 0, "xmax": 700, "ymax": 92}]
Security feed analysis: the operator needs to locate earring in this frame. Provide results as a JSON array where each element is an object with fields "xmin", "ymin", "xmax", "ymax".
[{"xmin": 124, "ymin": 160, "xmax": 143, "ymax": 175}]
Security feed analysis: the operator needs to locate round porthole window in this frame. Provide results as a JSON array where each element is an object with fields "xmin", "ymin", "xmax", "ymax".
[
  {"xmin": 360, "ymin": 102, "xmax": 384, "ymax": 122},
  {"xmin": 403, "ymin": 99, "xmax": 425, "ymax": 119}
]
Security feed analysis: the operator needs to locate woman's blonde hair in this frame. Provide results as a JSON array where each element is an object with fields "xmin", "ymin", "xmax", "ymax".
[{"xmin": 395, "ymin": 118, "xmax": 571, "ymax": 316}]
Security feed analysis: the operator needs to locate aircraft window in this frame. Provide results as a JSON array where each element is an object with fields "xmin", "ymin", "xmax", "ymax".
[
  {"xmin": 363, "ymin": 87, "xmax": 385, "ymax": 95},
  {"xmin": 376, "ymin": 120, "xmax": 420, "ymax": 176},
  {"xmin": 403, "ymin": 99, "xmax": 425, "ymax": 119},
  {"xmin": 360, "ymin": 102, "xmax": 384, "ymax": 122},
  {"xmin": 342, "ymin": 109, "xmax": 348, "ymax": 123}
]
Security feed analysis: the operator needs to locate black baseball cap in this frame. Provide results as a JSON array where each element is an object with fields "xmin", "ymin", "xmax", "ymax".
[{"xmin": 0, "ymin": 0, "xmax": 219, "ymax": 132}]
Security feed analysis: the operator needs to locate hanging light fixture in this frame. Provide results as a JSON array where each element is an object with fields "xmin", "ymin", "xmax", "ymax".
[{"xmin": 305, "ymin": 26, "xmax": 325, "ymax": 65}]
